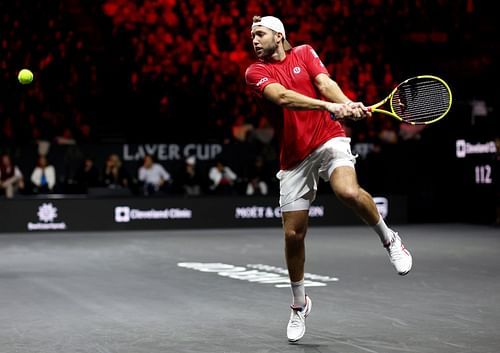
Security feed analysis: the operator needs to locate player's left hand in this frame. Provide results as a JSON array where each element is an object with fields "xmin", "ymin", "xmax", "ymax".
[{"xmin": 347, "ymin": 101, "xmax": 371, "ymax": 120}]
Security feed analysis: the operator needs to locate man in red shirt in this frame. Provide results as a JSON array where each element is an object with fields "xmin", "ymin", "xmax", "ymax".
[{"xmin": 245, "ymin": 16, "xmax": 412, "ymax": 343}]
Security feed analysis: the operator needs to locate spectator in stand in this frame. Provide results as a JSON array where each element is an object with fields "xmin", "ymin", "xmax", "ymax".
[
  {"xmin": 30, "ymin": 155, "xmax": 56, "ymax": 194},
  {"xmin": 378, "ymin": 119, "xmax": 398, "ymax": 144},
  {"xmin": 245, "ymin": 155, "xmax": 271, "ymax": 196},
  {"xmin": 0, "ymin": 153, "xmax": 25, "ymax": 198},
  {"xmin": 138, "ymin": 154, "xmax": 172, "ymax": 196},
  {"xmin": 102, "ymin": 153, "xmax": 130, "ymax": 189},
  {"xmin": 208, "ymin": 159, "xmax": 238, "ymax": 195},
  {"xmin": 178, "ymin": 156, "xmax": 203, "ymax": 197},
  {"xmin": 74, "ymin": 156, "xmax": 101, "ymax": 193}
]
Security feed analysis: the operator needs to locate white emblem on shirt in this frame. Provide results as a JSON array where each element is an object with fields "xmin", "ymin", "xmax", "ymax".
[
  {"xmin": 256, "ymin": 77, "xmax": 268, "ymax": 87},
  {"xmin": 293, "ymin": 67, "xmax": 301, "ymax": 74}
]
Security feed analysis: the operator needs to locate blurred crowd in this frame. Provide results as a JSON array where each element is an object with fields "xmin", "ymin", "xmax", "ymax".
[{"xmin": 0, "ymin": 150, "xmax": 276, "ymax": 199}]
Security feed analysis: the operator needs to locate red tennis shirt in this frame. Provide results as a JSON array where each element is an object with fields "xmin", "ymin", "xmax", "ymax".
[{"xmin": 245, "ymin": 44, "xmax": 346, "ymax": 170}]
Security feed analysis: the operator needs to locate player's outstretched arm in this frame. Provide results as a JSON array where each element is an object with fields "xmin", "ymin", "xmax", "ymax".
[{"xmin": 262, "ymin": 82, "xmax": 354, "ymax": 119}]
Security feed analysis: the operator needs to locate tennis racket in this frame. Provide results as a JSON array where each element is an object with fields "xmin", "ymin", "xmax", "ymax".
[{"xmin": 368, "ymin": 75, "xmax": 452, "ymax": 125}]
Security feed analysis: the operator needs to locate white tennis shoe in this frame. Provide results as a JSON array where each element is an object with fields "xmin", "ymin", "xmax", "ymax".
[
  {"xmin": 385, "ymin": 232, "xmax": 412, "ymax": 275},
  {"xmin": 287, "ymin": 295, "xmax": 312, "ymax": 342}
]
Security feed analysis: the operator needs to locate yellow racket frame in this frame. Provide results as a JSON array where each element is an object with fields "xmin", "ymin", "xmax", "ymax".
[{"xmin": 369, "ymin": 75, "xmax": 453, "ymax": 125}]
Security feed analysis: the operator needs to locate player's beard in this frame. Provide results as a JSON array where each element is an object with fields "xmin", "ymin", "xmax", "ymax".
[{"xmin": 260, "ymin": 40, "xmax": 279, "ymax": 59}]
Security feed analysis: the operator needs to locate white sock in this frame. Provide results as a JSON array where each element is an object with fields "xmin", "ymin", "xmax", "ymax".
[
  {"xmin": 372, "ymin": 216, "xmax": 394, "ymax": 246},
  {"xmin": 291, "ymin": 279, "xmax": 306, "ymax": 308}
]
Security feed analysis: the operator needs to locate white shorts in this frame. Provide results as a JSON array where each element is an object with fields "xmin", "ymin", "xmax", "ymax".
[{"xmin": 277, "ymin": 137, "xmax": 357, "ymax": 212}]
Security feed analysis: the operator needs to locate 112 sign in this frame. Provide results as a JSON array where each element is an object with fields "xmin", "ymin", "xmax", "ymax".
[{"xmin": 474, "ymin": 164, "xmax": 492, "ymax": 184}]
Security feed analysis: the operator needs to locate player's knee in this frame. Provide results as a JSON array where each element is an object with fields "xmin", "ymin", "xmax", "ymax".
[
  {"xmin": 284, "ymin": 229, "xmax": 305, "ymax": 244},
  {"xmin": 336, "ymin": 186, "xmax": 360, "ymax": 204}
]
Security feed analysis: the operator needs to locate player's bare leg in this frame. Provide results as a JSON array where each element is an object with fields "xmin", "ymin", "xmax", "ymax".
[
  {"xmin": 282, "ymin": 210, "xmax": 312, "ymax": 342},
  {"xmin": 329, "ymin": 166, "xmax": 379, "ymax": 225},
  {"xmin": 282, "ymin": 210, "xmax": 308, "ymax": 284},
  {"xmin": 330, "ymin": 166, "xmax": 412, "ymax": 275}
]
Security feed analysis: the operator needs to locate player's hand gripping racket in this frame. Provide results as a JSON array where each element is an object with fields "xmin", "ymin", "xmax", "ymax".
[{"xmin": 369, "ymin": 75, "xmax": 452, "ymax": 125}]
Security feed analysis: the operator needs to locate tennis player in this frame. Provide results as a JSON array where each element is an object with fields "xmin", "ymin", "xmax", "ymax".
[{"xmin": 245, "ymin": 16, "xmax": 412, "ymax": 343}]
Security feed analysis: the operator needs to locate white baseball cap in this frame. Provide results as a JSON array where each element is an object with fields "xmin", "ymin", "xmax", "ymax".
[{"xmin": 251, "ymin": 16, "xmax": 292, "ymax": 50}]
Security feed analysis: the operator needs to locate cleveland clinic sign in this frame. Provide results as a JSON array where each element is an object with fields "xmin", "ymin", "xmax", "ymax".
[
  {"xmin": 455, "ymin": 139, "xmax": 496, "ymax": 158},
  {"xmin": 115, "ymin": 206, "xmax": 193, "ymax": 223}
]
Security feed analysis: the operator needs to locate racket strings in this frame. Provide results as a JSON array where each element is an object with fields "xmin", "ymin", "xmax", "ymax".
[
  {"xmin": 394, "ymin": 85, "xmax": 449, "ymax": 121},
  {"xmin": 392, "ymin": 79, "xmax": 451, "ymax": 123}
]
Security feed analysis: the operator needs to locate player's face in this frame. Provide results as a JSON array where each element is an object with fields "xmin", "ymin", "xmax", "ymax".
[{"xmin": 251, "ymin": 26, "xmax": 278, "ymax": 58}]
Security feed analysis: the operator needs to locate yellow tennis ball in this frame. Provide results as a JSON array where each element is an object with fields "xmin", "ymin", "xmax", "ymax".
[{"xmin": 18, "ymin": 69, "xmax": 34, "ymax": 85}]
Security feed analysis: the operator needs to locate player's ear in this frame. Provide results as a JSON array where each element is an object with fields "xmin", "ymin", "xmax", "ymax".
[{"xmin": 276, "ymin": 32, "xmax": 285, "ymax": 44}]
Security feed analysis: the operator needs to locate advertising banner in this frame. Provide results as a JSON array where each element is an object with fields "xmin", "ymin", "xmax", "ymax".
[{"xmin": 0, "ymin": 195, "xmax": 407, "ymax": 233}]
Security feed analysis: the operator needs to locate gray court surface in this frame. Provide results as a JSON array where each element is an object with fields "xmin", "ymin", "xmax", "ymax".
[{"xmin": 0, "ymin": 224, "xmax": 499, "ymax": 353}]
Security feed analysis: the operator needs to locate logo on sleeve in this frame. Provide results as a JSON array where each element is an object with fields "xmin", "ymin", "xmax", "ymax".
[{"xmin": 256, "ymin": 77, "xmax": 268, "ymax": 87}]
